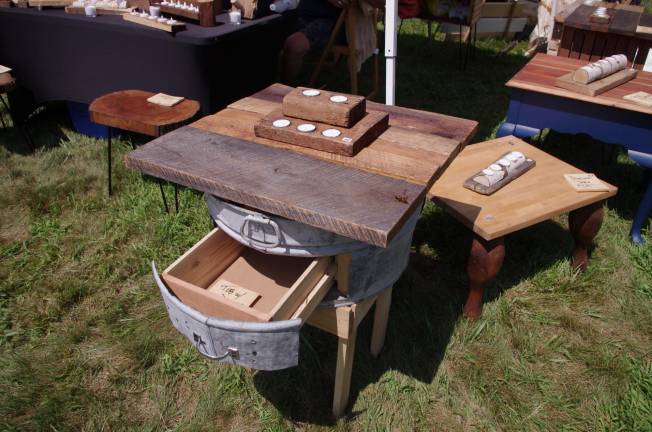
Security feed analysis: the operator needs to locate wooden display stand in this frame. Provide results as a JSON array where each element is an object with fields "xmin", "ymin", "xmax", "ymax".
[
  {"xmin": 123, "ymin": 13, "xmax": 186, "ymax": 32},
  {"xmin": 554, "ymin": 68, "xmax": 637, "ymax": 97},
  {"xmin": 154, "ymin": 0, "xmax": 219, "ymax": 27},
  {"xmin": 64, "ymin": 5, "xmax": 133, "ymax": 14},
  {"xmin": 254, "ymin": 88, "xmax": 389, "ymax": 157}
]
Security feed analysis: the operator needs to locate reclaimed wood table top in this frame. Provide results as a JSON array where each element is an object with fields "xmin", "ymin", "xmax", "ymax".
[
  {"xmin": 125, "ymin": 84, "xmax": 478, "ymax": 247},
  {"xmin": 429, "ymin": 136, "xmax": 617, "ymax": 240},
  {"xmin": 564, "ymin": 3, "xmax": 647, "ymax": 37},
  {"xmin": 506, "ymin": 54, "xmax": 652, "ymax": 116},
  {"xmin": 89, "ymin": 90, "xmax": 200, "ymax": 137}
]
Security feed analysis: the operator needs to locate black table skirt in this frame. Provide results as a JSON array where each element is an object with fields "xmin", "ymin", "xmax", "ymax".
[{"xmin": 0, "ymin": 8, "xmax": 290, "ymax": 115}]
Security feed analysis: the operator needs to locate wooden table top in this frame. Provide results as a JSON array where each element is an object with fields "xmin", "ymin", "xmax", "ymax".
[
  {"xmin": 89, "ymin": 90, "xmax": 200, "ymax": 137},
  {"xmin": 564, "ymin": 3, "xmax": 647, "ymax": 37},
  {"xmin": 125, "ymin": 84, "xmax": 478, "ymax": 247},
  {"xmin": 429, "ymin": 136, "xmax": 617, "ymax": 240},
  {"xmin": 506, "ymin": 54, "xmax": 652, "ymax": 116}
]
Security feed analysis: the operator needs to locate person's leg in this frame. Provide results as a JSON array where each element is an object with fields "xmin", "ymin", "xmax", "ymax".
[{"xmin": 280, "ymin": 31, "xmax": 311, "ymax": 85}]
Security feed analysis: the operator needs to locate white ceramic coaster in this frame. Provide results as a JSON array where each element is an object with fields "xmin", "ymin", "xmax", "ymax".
[
  {"xmin": 297, "ymin": 123, "xmax": 316, "ymax": 132},
  {"xmin": 322, "ymin": 128, "xmax": 341, "ymax": 138},
  {"xmin": 302, "ymin": 89, "xmax": 320, "ymax": 97},
  {"xmin": 272, "ymin": 119, "xmax": 290, "ymax": 128},
  {"xmin": 330, "ymin": 95, "xmax": 348, "ymax": 103}
]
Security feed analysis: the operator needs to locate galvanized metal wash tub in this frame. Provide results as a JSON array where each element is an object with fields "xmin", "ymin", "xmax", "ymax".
[{"xmin": 152, "ymin": 194, "xmax": 422, "ymax": 371}]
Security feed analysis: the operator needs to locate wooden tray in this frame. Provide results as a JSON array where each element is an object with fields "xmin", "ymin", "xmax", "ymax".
[
  {"xmin": 123, "ymin": 13, "xmax": 186, "ymax": 32},
  {"xmin": 64, "ymin": 5, "xmax": 133, "ymax": 14},
  {"xmin": 463, "ymin": 153, "xmax": 536, "ymax": 195},
  {"xmin": 554, "ymin": 68, "xmax": 637, "ymax": 96},
  {"xmin": 254, "ymin": 108, "xmax": 389, "ymax": 157},
  {"xmin": 162, "ymin": 229, "xmax": 334, "ymax": 322}
]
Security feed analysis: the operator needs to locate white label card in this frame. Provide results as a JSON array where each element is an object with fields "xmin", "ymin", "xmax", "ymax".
[{"xmin": 207, "ymin": 279, "xmax": 261, "ymax": 307}]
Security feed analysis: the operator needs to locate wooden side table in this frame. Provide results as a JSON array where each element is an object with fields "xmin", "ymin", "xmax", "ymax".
[
  {"xmin": 89, "ymin": 90, "xmax": 200, "ymax": 201},
  {"xmin": 429, "ymin": 136, "xmax": 617, "ymax": 319}
]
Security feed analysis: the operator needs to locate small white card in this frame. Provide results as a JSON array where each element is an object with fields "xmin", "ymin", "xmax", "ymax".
[
  {"xmin": 564, "ymin": 173, "xmax": 610, "ymax": 192},
  {"xmin": 147, "ymin": 93, "xmax": 184, "ymax": 107},
  {"xmin": 623, "ymin": 91, "xmax": 652, "ymax": 107},
  {"xmin": 207, "ymin": 279, "xmax": 260, "ymax": 307}
]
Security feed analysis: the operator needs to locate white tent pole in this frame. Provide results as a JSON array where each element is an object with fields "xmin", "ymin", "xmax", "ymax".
[{"xmin": 384, "ymin": 0, "xmax": 398, "ymax": 105}]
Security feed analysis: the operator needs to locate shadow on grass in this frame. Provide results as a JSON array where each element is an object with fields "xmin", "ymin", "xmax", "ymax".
[
  {"xmin": 253, "ymin": 202, "xmax": 573, "ymax": 424},
  {"xmin": 531, "ymin": 130, "xmax": 649, "ymax": 232},
  {"xmin": 0, "ymin": 102, "xmax": 71, "ymax": 154}
]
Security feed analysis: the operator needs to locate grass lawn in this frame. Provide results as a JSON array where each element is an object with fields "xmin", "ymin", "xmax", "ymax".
[{"xmin": 1, "ymin": 21, "xmax": 651, "ymax": 431}]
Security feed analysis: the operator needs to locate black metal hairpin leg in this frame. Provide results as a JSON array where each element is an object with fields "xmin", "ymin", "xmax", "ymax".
[
  {"xmin": 159, "ymin": 180, "xmax": 170, "ymax": 214},
  {"xmin": 158, "ymin": 182, "xmax": 179, "ymax": 214},
  {"xmin": 107, "ymin": 127, "xmax": 112, "ymax": 196}
]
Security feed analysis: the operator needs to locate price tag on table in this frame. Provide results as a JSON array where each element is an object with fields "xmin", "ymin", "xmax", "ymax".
[
  {"xmin": 207, "ymin": 279, "xmax": 261, "ymax": 307},
  {"xmin": 564, "ymin": 173, "xmax": 610, "ymax": 192}
]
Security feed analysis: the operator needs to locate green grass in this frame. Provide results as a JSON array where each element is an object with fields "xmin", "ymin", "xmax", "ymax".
[{"xmin": 1, "ymin": 22, "xmax": 651, "ymax": 431}]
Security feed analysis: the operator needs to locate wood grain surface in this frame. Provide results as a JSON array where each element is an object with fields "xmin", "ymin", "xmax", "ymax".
[
  {"xmin": 193, "ymin": 107, "xmax": 460, "ymax": 188},
  {"xmin": 429, "ymin": 136, "xmax": 617, "ymax": 240},
  {"xmin": 125, "ymin": 126, "xmax": 425, "ymax": 247},
  {"xmin": 282, "ymin": 87, "xmax": 366, "ymax": 127},
  {"xmin": 254, "ymin": 108, "xmax": 388, "ymax": 156},
  {"xmin": 89, "ymin": 89, "xmax": 200, "ymax": 137},
  {"xmin": 229, "ymin": 84, "xmax": 478, "ymax": 145},
  {"xmin": 554, "ymin": 67, "xmax": 637, "ymax": 96},
  {"xmin": 506, "ymin": 54, "xmax": 652, "ymax": 115}
]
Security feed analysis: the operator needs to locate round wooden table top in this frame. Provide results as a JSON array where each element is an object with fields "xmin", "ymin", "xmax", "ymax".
[{"xmin": 89, "ymin": 89, "xmax": 201, "ymax": 137}]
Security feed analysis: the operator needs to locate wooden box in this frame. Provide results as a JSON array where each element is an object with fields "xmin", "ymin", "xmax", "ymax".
[
  {"xmin": 155, "ymin": 0, "xmax": 219, "ymax": 27},
  {"xmin": 162, "ymin": 229, "xmax": 334, "ymax": 322},
  {"xmin": 282, "ymin": 87, "xmax": 366, "ymax": 128}
]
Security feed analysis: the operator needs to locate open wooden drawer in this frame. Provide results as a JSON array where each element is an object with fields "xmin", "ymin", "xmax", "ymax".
[{"xmin": 154, "ymin": 229, "xmax": 334, "ymax": 370}]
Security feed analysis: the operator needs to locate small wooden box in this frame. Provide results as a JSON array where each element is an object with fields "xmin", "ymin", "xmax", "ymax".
[
  {"xmin": 156, "ymin": 0, "xmax": 219, "ymax": 27},
  {"xmin": 282, "ymin": 87, "xmax": 366, "ymax": 128},
  {"xmin": 162, "ymin": 229, "xmax": 333, "ymax": 322}
]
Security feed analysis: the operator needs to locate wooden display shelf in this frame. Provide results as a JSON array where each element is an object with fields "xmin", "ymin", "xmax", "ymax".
[
  {"xmin": 123, "ymin": 12, "xmax": 185, "ymax": 32},
  {"xmin": 28, "ymin": 0, "xmax": 71, "ymax": 6},
  {"xmin": 162, "ymin": 228, "xmax": 334, "ymax": 322},
  {"xmin": 255, "ymin": 108, "xmax": 388, "ymax": 157},
  {"xmin": 282, "ymin": 87, "xmax": 366, "ymax": 128},
  {"xmin": 153, "ymin": 0, "xmax": 218, "ymax": 26},
  {"xmin": 64, "ymin": 5, "xmax": 133, "ymax": 14}
]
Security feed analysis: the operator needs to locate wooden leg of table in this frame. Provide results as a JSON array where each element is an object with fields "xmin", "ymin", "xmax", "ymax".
[
  {"xmin": 465, "ymin": 234, "xmax": 505, "ymax": 320},
  {"xmin": 332, "ymin": 309, "xmax": 356, "ymax": 418},
  {"xmin": 370, "ymin": 286, "xmax": 392, "ymax": 358},
  {"xmin": 569, "ymin": 201, "xmax": 604, "ymax": 271}
]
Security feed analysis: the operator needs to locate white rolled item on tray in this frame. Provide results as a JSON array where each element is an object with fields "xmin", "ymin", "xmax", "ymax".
[
  {"xmin": 572, "ymin": 54, "xmax": 629, "ymax": 84},
  {"xmin": 472, "ymin": 151, "xmax": 528, "ymax": 187}
]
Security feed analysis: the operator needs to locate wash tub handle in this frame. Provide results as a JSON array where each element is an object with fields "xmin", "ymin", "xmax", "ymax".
[{"xmin": 240, "ymin": 214, "xmax": 281, "ymax": 249}]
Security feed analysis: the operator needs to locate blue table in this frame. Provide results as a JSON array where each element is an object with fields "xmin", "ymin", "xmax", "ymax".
[{"xmin": 497, "ymin": 54, "xmax": 652, "ymax": 243}]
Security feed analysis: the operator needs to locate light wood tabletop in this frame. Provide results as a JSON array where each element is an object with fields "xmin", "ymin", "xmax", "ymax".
[
  {"xmin": 429, "ymin": 135, "xmax": 617, "ymax": 241},
  {"xmin": 506, "ymin": 54, "xmax": 652, "ymax": 116}
]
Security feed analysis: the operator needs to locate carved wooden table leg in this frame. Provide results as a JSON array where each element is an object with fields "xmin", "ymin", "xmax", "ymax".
[
  {"xmin": 568, "ymin": 201, "xmax": 604, "ymax": 271},
  {"xmin": 464, "ymin": 234, "xmax": 505, "ymax": 320},
  {"xmin": 370, "ymin": 286, "xmax": 392, "ymax": 358}
]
